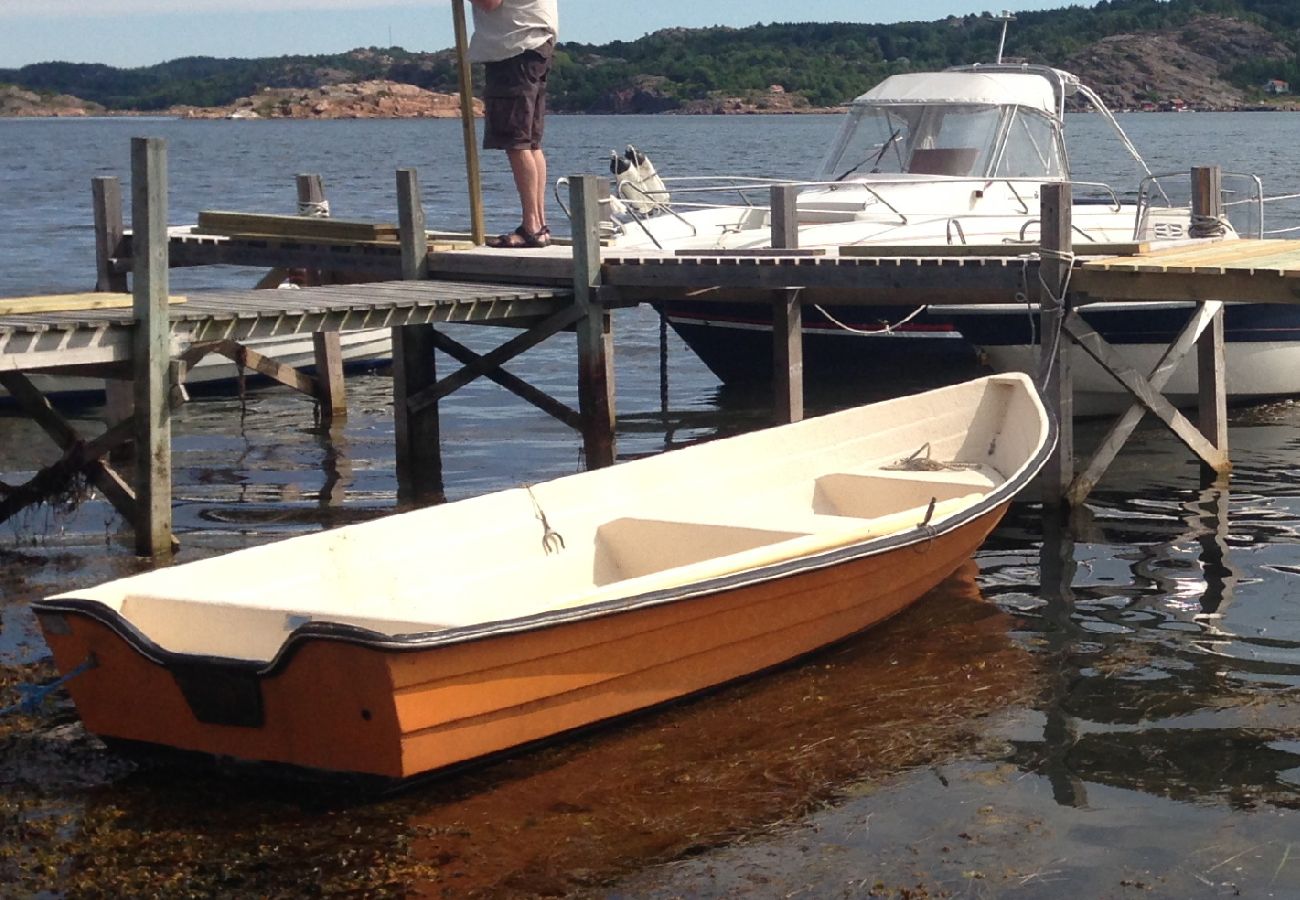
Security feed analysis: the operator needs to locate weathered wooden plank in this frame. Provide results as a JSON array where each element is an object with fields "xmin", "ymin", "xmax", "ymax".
[
  {"xmin": 397, "ymin": 168, "xmax": 428, "ymax": 282},
  {"xmin": 0, "ymin": 293, "xmax": 185, "ymax": 315},
  {"xmin": 195, "ymin": 210, "xmax": 399, "ymax": 242}
]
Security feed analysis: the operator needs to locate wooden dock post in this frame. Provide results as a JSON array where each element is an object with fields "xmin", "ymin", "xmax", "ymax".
[
  {"xmin": 571, "ymin": 175, "xmax": 616, "ymax": 468},
  {"xmin": 393, "ymin": 167, "xmax": 442, "ymax": 502},
  {"xmin": 1039, "ymin": 182, "xmax": 1074, "ymax": 507},
  {"xmin": 131, "ymin": 137, "xmax": 173, "ymax": 558},
  {"xmin": 92, "ymin": 176, "xmax": 129, "ymax": 293},
  {"xmin": 770, "ymin": 185, "xmax": 803, "ymax": 424},
  {"xmin": 294, "ymin": 173, "xmax": 348, "ymax": 421},
  {"xmin": 1192, "ymin": 166, "xmax": 1229, "ymax": 471}
]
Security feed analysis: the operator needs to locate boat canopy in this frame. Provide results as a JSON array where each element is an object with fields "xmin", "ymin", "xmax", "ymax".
[
  {"xmin": 819, "ymin": 69, "xmax": 1068, "ymax": 182},
  {"xmin": 852, "ymin": 72, "xmax": 1059, "ymax": 118}
]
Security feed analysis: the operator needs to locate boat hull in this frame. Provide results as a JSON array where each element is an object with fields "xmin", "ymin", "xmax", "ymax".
[
  {"xmin": 663, "ymin": 301, "xmax": 980, "ymax": 384},
  {"xmin": 38, "ymin": 503, "xmax": 1005, "ymax": 780},
  {"xmin": 937, "ymin": 301, "xmax": 1300, "ymax": 414}
]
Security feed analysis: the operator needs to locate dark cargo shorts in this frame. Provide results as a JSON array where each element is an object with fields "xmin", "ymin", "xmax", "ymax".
[{"xmin": 483, "ymin": 41, "xmax": 554, "ymax": 151}]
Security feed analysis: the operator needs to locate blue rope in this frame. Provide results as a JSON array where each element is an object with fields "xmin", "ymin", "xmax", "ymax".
[{"xmin": 0, "ymin": 656, "xmax": 96, "ymax": 719}]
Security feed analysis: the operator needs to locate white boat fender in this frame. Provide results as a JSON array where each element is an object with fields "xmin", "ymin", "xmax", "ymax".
[
  {"xmin": 606, "ymin": 150, "xmax": 631, "ymax": 216},
  {"xmin": 625, "ymin": 145, "xmax": 669, "ymax": 214}
]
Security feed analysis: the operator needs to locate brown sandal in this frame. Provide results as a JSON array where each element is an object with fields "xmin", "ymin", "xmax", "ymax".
[{"xmin": 486, "ymin": 225, "xmax": 551, "ymax": 249}]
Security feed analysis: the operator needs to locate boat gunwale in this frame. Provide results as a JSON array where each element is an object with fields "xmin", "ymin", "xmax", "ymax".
[{"xmin": 32, "ymin": 401, "xmax": 1055, "ymax": 678}]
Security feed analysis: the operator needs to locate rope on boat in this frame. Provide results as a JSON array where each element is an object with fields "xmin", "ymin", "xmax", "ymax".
[
  {"xmin": 0, "ymin": 655, "xmax": 96, "ymax": 719},
  {"xmin": 885, "ymin": 442, "xmax": 983, "ymax": 472}
]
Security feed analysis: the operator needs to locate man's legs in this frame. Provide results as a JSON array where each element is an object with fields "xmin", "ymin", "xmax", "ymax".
[{"xmin": 505, "ymin": 147, "xmax": 547, "ymax": 236}]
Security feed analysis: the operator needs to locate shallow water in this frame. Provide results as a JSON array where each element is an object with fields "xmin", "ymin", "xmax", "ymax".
[{"xmin": 2, "ymin": 113, "xmax": 1300, "ymax": 896}]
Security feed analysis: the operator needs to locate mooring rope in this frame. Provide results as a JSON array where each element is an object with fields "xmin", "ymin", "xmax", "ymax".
[
  {"xmin": 296, "ymin": 199, "xmax": 331, "ymax": 218},
  {"xmin": 0, "ymin": 655, "xmax": 96, "ymax": 719},
  {"xmin": 1035, "ymin": 246, "xmax": 1076, "ymax": 389},
  {"xmin": 812, "ymin": 301, "xmax": 927, "ymax": 335}
]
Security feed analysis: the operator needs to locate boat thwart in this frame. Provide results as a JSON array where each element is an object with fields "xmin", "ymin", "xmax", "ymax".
[{"xmin": 33, "ymin": 374, "xmax": 1052, "ymax": 780}]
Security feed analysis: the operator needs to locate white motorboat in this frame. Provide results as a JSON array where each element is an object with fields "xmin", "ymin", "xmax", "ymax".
[{"xmin": 586, "ymin": 63, "xmax": 1288, "ymax": 409}]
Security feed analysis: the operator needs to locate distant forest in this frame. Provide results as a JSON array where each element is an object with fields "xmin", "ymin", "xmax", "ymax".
[{"xmin": 2, "ymin": 0, "xmax": 1298, "ymax": 111}]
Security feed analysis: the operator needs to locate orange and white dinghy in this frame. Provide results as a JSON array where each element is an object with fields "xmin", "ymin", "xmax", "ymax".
[{"xmin": 34, "ymin": 373, "xmax": 1052, "ymax": 781}]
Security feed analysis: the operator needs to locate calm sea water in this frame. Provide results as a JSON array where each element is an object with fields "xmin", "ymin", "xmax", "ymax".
[{"xmin": 2, "ymin": 112, "xmax": 1300, "ymax": 897}]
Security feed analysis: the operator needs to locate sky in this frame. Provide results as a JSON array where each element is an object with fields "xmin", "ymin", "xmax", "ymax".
[{"xmin": 0, "ymin": 1, "xmax": 1075, "ymax": 69}]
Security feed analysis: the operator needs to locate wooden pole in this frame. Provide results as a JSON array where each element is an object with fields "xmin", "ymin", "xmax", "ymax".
[
  {"xmin": 92, "ymin": 176, "xmax": 129, "ymax": 293},
  {"xmin": 571, "ymin": 174, "xmax": 616, "ymax": 468},
  {"xmin": 294, "ymin": 173, "xmax": 348, "ymax": 421},
  {"xmin": 1039, "ymin": 182, "xmax": 1073, "ymax": 508},
  {"xmin": 770, "ymin": 184, "xmax": 802, "ymax": 424},
  {"xmin": 1192, "ymin": 166, "xmax": 1228, "ymax": 471},
  {"xmin": 130, "ymin": 136, "xmax": 173, "ymax": 558},
  {"xmin": 393, "ymin": 167, "xmax": 442, "ymax": 502},
  {"xmin": 452, "ymin": 0, "xmax": 486, "ymax": 245},
  {"xmin": 397, "ymin": 168, "xmax": 429, "ymax": 281}
]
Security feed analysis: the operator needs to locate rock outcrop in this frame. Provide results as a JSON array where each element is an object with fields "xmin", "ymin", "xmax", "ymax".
[
  {"xmin": 0, "ymin": 85, "xmax": 102, "ymax": 117},
  {"xmin": 174, "ymin": 80, "xmax": 480, "ymax": 119},
  {"xmin": 1064, "ymin": 15, "xmax": 1293, "ymax": 110}
]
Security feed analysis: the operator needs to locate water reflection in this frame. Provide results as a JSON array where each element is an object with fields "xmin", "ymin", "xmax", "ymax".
[{"xmin": 988, "ymin": 450, "xmax": 1300, "ymax": 816}]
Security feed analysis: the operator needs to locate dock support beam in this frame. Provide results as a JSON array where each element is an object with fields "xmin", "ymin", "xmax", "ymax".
[
  {"xmin": 571, "ymin": 175, "xmax": 616, "ymax": 468},
  {"xmin": 393, "ymin": 167, "xmax": 443, "ymax": 503},
  {"xmin": 92, "ymin": 176, "xmax": 129, "ymax": 293},
  {"xmin": 1192, "ymin": 165, "xmax": 1229, "ymax": 472},
  {"xmin": 771, "ymin": 185, "xmax": 803, "ymax": 424},
  {"xmin": 131, "ymin": 137, "xmax": 173, "ymax": 558},
  {"xmin": 1039, "ymin": 182, "xmax": 1074, "ymax": 508}
]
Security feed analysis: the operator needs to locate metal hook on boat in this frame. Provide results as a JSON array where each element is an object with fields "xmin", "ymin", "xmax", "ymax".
[{"xmin": 526, "ymin": 485, "xmax": 565, "ymax": 555}]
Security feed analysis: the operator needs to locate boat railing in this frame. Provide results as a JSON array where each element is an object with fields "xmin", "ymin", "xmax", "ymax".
[{"xmin": 1137, "ymin": 171, "xmax": 1266, "ymax": 240}]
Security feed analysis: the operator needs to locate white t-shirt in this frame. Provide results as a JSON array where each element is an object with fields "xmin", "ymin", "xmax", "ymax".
[{"xmin": 469, "ymin": 0, "xmax": 559, "ymax": 63}]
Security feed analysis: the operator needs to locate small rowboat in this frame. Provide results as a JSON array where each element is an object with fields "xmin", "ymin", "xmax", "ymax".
[{"xmin": 33, "ymin": 374, "xmax": 1052, "ymax": 780}]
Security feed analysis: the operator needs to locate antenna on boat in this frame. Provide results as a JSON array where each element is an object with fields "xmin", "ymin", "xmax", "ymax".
[{"xmin": 994, "ymin": 10, "xmax": 1016, "ymax": 64}]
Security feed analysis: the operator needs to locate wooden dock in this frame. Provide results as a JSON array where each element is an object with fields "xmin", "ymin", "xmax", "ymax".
[{"xmin": 7, "ymin": 143, "xmax": 1300, "ymax": 556}]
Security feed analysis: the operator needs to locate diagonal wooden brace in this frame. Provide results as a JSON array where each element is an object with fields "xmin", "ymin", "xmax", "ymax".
[
  {"xmin": 0, "ymin": 371, "xmax": 140, "ymax": 526},
  {"xmin": 1063, "ymin": 307, "xmax": 1230, "ymax": 488},
  {"xmin": 180, "ymin": 339, "xmax": 319, "ymax": 397},
  {"xmin": 406, "ymin": 304, "xmax": 584, "ymax": 428}
]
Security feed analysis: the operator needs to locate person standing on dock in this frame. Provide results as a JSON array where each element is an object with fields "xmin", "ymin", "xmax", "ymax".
[{"xmin": 469, "ymin": 0, "xmax": 558, "ymax": 248}]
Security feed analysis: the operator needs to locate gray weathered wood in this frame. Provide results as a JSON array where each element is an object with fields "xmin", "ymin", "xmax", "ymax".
[
  {"xmin": 1191, "ymin": 167, "xmax": 1229, "ymax": 460},
  {"xmin": 397, "ymin": 168, "xmax": 428, "ymax": 281},
  {"xmin": 1068, "ymin": 301, "xmax": 1222, "ymax": 504},
  {"xmin": 1063, "ymin": 312, "xmax": 1230, "ymax": 472},
  {"xmin": 1196, "ymin": 304, "xmax": 1228, "ymax": 458},
  {"xmin": 1039, "ymin": 182, "xmax": 1073, "ymax": 507},
  {"xmin": 770, "ymin": 185, "xmax": 803, "ymax": 424},
  {"xmin": 408, "ymin": 304, "xmax": 585, "ymax": 426},
  {"xmin": 571, "ymin": 175, "xmax": 616, "ymax": 468},
  {"xmin": 392, "ymin": 324, "xmax": 442, "ymax": 503},
  {"xmin": 313, "ymin": 331, "xmax": 347, "ymax": 419},
  {"xmin": 131, "ymin": 137, "xmax": 173, "ymax": 558},
  {"xmin": 92, "ymin": 176, "xmax": 129, "ymax": 293},
  {"xmin": 1190, "ymin": 165, "xmax": 1225, "ymax": 238}
]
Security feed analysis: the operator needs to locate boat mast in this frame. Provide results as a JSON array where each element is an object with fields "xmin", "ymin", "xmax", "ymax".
[{"xmin": 995, "ymin": 10, "xmax": 1016, "ymax": 64}]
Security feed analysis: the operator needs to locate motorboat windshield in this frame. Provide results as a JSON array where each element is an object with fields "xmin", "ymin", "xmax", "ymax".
[{"xmin": 819, "ymin": 71, "xmax": 1067, "ymax": 182}]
